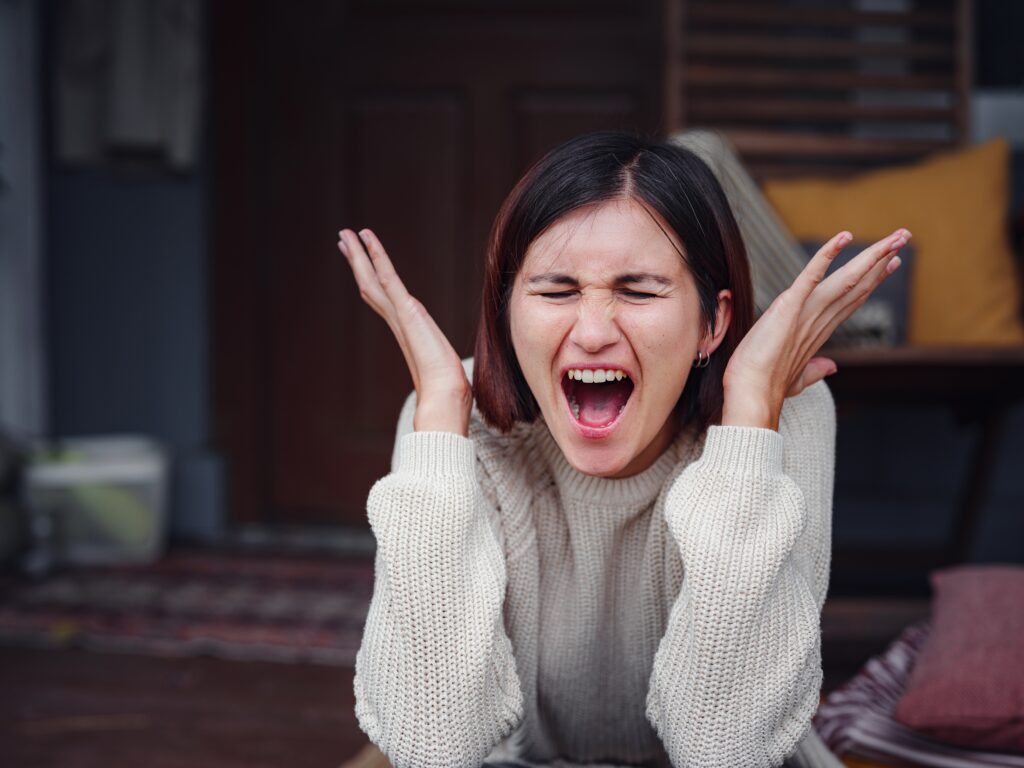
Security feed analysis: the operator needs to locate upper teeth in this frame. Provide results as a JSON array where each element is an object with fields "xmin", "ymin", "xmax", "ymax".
[{"xmin": 567, "ymin": 369, "xmax": 628, "ymax": 383}]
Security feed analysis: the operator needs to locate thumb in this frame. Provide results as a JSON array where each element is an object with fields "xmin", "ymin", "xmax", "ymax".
[{"xmin": 788, "ymin": 357, "xmax": 838, "ymax": 397}]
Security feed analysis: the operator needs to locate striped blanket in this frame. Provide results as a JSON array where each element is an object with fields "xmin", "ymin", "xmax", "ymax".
[{"xmin": 815, "ymin": 621, "xmax": 1024, "ymax": 768}]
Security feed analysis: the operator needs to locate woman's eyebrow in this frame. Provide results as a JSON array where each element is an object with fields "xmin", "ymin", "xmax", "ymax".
[
  {"xmin": 526, "ymin": 273, "xmax": 577, "ymax": 286},
  {"xmin": 617, "ymin": 272, "xmax": 674, "ymax": 287},
  {"xmin": 526, "ymin": 272, "xmax": 673, "ymax": 287}
]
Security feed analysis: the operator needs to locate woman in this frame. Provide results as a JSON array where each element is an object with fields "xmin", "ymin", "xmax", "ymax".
[{"xmin": 339, "ymin": 131, "xmax": 908, "ymax": 768}]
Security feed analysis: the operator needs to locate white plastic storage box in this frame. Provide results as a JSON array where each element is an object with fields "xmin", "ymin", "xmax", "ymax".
[{"xmin": 22, "ymin": 435, "xmax": 170, "ymax": 565}]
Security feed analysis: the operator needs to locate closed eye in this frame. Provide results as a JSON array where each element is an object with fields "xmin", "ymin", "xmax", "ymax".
[
  {"xmin": 540, "ymin": 290, "xmax": 659, "ymax": 301},
  {"xmin": 540, "ymin": 288, "xmax": 659, "ymax": 301}
]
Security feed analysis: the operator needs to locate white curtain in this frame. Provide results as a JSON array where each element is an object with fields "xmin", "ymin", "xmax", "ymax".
[{"xmin": 53, "ymin": 0, "xmax": 203, "ymax": 170}]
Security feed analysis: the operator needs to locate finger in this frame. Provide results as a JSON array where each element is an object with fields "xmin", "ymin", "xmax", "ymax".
[
  {"xmin": 801, "ymin": 227, "xmax": 909, "ymax": 343},
  {"xmin": 790, "ymin": 229, "xmax": 908, "ymax": 372},
  {"xmin": 804, "ymin": 242, "xmax": 904, "ymax": 354},
  {"xmin": 820, "ymin": 228, "xmax": 909, "ymax": 305},
  {"xmin": 357, "ymin": 229, "xmax": 420, "ymax": 320},
  {"xmin": 338, "ymin": 230, "xmax": 395, "ymax": 319},
  {"xmin": 350, "ymin": 228, "xmax": 440, "ymax": 384},
  {"xmin": 356, "ymin": 228, "xmax": 469, "ymax": 390},
  {"xmin": 826, "ymin": 236, "xmax": 904, "ymax": 320},
  {"xmin": 345, "ymin": 229, "xmax": 466, "ymax": 397},
  {"xmin": 338, "ymin": 230, "xmax": 421, "ymax": 391},
  {"xmin": 793, "ymin": 231, "xmax": 853, "ymax": 301},
  {"xmin": 787, "ymin": 356, "xmax": 838, "ymax": 398}
]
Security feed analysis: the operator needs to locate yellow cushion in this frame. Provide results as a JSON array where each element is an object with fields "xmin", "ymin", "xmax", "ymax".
[{"xmin": 762, "ymin": 138, "xmax": 1024, "ymax": 346}]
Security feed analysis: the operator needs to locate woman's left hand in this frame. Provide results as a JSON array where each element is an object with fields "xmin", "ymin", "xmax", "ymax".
[{"xmin": 721, "ymin": 227, "xmax": 911, "ymax": 431}]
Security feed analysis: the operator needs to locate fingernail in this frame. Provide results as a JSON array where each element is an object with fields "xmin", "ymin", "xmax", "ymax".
[{"xmin": 838, "ymin": 232, "xmax": 852, "ymax": 245}]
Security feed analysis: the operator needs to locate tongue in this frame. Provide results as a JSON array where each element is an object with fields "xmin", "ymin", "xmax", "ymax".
[{"xmin": 576, "ymin": 380, "xmax": 632, "ymax": 427}]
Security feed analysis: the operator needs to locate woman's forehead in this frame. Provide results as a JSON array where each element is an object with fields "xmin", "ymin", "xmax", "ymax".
[{"xmin": 523, "ymin": 199, "xmax": 686, "ymax": 277}]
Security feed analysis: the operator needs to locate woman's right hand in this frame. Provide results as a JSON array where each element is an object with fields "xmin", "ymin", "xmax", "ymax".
[{"xmin": 338, "ymin": 228, "xmax": 472, "ymax": 436}]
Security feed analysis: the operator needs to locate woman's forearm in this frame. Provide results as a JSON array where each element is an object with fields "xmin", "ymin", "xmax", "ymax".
[
  {"xmin": 646, "ymin": 425, "xmax": 825, "ymax": 768},
  {"xmin": 354, "ymin": 431, "xmax": 523, "ymax": 768}
]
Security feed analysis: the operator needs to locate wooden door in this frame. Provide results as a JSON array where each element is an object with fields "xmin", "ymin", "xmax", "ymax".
[{"xmin": 212, "ymin": 0, "xmax": 665, "ymax": 527}]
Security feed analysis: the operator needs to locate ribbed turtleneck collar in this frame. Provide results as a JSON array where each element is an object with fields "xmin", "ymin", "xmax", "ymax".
[{"xmin": 528, "ymin": 417, "xmax": 703, "ymax": 509}]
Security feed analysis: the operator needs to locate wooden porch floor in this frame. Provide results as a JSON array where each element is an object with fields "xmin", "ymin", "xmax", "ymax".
[
  {"xmin": 1, "ymin": 646, "xmax": 359, "ymax": 768},
  {"xmin": 1, "ymin": 594, "xmax": 932, "ymax": 768}
]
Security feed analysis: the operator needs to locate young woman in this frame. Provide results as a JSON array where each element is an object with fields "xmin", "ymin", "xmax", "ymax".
[{"xmin": 339, "ymin": 131, "xmax": 908, "ymax": 768}]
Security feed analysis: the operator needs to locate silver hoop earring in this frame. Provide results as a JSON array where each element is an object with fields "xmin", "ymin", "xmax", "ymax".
[{"xmin": 693, "ymin": 350, "xmax": 711, "ymax": 368}]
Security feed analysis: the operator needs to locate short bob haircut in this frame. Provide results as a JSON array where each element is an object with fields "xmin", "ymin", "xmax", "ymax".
[{"xmin": 473, "ymin": 130, "xmax": 755, "ymax": 437}]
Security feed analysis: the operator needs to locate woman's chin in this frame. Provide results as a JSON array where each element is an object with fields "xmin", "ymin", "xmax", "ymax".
[
  {"xmin": 556, "ymin": 431, "xmax": 636, "ymax": 478},
  {"xmin": 567, "ymin": 455, "xmax": 626, "ymax": 478},
  {"xmin": 549, "ymin": 405, "xmax": 677, "ymax": 479}
]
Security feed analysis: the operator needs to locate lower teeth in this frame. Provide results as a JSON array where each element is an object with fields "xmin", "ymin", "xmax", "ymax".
[{"xmin": 567, "ymin": 395, "xmax": 626, "ymax": 422}]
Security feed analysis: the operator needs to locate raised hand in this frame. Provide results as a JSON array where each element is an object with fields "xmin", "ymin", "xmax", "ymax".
[
  {"xmin": 338, "ymin": 228, "xmax": 472, "ymax": 436},
  {"xmin": 722, "ymin": 228, "xmax": 910, "ymax": 430}
]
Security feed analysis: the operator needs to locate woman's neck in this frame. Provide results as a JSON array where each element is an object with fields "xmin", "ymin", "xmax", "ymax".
[{"xmin": 604, "ymin": 415, "xmax": 681, "ymax": 479}]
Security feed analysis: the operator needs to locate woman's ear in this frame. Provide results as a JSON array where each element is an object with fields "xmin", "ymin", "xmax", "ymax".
[{"xmin": 706, "ymin": 289, "xmax": 732, "ymax": 355}]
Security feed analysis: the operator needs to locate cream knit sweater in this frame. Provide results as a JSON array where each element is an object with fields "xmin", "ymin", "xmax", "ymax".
[{"xmin": 354, "ymin": 358, "xmax": 841, "ymax": 768}]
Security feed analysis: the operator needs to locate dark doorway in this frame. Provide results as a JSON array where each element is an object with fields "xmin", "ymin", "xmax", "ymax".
[{"xmin": 211, "ymin": 1, "xmax": 665, "ymax": 526}]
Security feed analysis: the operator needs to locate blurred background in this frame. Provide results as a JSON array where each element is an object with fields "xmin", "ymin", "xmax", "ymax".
[{"xmin": 1, "ymin": 1, "xmax": 1022, "ymax": 767}]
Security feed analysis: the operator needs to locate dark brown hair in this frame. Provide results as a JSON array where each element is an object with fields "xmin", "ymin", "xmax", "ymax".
[{"xmin": 473, "ymin": 130, "xmax": 754, "ymax": 436}]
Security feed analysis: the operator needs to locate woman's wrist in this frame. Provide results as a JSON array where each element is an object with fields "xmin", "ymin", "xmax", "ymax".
[
  {"xmin": 413, "ymin": 396, "xmax": 471, "ymax": 437},
  {"xmin": 721, "ymin": 389, "xmax": 780, "ymax": 431}
]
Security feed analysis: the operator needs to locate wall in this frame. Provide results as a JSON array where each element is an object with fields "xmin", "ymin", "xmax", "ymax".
[
  {"xmin": 43, "ymin": 0, "xmax": 222, "ymax": 541},
  {"xmin": 46, "ymin": 166, "xmax": 223, "ymax": 541},
  {"xmin": 0, "ymin": 0, "xmax": 46, "ymax": 440},
  {"xmin": 41, "ymin": 1, "xmax": 1023, "ymax": 568}
]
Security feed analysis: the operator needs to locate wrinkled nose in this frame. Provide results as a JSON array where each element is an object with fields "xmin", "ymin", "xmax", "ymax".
[{"xmin": 568, "ymin": 295, "xmax": 622, "ymax": 352}]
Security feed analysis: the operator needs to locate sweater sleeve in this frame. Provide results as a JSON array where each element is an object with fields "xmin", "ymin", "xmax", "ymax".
[
  {"xmin": 353, "ymin": 391, "xmax": 524, "ymax": 768},
  {"xmin": 645, "ymin": 380, "xmax": 836, "ymax": 768}
]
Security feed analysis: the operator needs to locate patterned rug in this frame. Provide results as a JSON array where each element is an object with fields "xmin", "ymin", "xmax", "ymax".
[{"xmin": 0, "ymin": 549, "xmax": 375, "ymax": 666}]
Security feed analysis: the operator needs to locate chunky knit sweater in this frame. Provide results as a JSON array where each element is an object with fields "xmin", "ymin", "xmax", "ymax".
[{"xmin": 354, "ymin": 358, "xmax": 840, "ymax": 768}]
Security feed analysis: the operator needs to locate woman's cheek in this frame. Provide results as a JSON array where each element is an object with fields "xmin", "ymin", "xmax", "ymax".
[
  {"xmin": 620, "ymin": 309, "xmax": 678, "ymax": 350},
  {"xmin": 529, "ymin": 303, "xmax": 572, "ymax": 341},
  {"xmin": 629, "ymin": 310, "xmax": 696, "ymax": 389},
  {"xmin": 512, "ymin": 301, "xmax": 566, "ymax": 362}
]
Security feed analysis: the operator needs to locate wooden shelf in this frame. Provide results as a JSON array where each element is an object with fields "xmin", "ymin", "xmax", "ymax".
[
  {"xmin": 822, "ymin": 343, "xmax": 1024, "ymax": 567},
  {"xmin": 823, "ymin": 344, "xmax": 1024, "ymax": 403}
]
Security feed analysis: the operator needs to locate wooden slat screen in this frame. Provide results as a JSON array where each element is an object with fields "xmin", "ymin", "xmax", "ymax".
[{"xmin": 665, "ymin": 0, "xmax": 971, "ymax": 180}]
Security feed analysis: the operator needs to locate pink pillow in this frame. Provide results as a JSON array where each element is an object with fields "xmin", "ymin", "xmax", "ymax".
[{"xmin": 893, "ymin": 565, "xmax": 1024, "ymax": 753}]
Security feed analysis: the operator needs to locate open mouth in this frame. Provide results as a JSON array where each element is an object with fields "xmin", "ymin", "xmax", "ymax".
[{"xmin": 561, "ymin": 370, "xmax": 636, "ymax": 430}]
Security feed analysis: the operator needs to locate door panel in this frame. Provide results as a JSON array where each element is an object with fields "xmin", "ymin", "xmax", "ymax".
[{"xmin": 212, "ymin": 0, "xmax": 664, "ymax": 526}]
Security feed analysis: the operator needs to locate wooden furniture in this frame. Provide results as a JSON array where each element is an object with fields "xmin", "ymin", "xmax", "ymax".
[
  {"xmin": 664, "ymin": 0, "xmax": 1024, "ymax": 589},
  {"xmin": 662, "ymin": 11, "xmax": 1023, "ymax": 767},
  {"xmin": 664, "ymin": 0, "xmax": 972, "ymax": 180},
  {"xmin": 826, "ymin": 345, "xmax": 1024, "ymax": 571}
]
